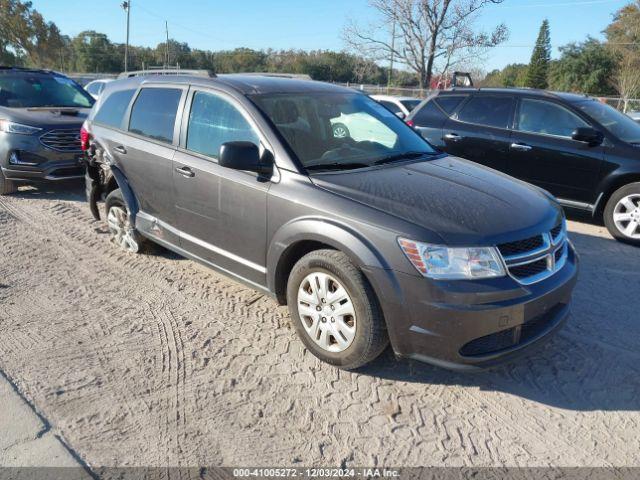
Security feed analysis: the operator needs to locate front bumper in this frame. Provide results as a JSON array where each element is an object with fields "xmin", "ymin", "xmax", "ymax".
[
  {"xmin": 0, "ymin": 133, "xmax": 85, "ymax": 182},
  {"xmin": 365, "ymin": 243, "xmax": 579, "ymax": 371}
]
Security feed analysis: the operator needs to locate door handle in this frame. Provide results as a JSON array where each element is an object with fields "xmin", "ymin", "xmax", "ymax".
[
  {"xmin": 510, "ymin": 142, "xmax": 532, "ymax": 152},
  {"xmin": 444, "ymin": 133, "xmax": 462, "ymax": 142},
  {"xmin": 175, "ymin": 166, "xmax": 195, "ymax": 178},
  {"xmin": 114, "ymin": 146, "xmax": 127, "ymax": 154}
]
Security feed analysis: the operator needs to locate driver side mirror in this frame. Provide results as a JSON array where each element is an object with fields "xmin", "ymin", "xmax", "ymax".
[
  {"xmin": 571, "ymin": 127, "xmax": 603, "ymax": 146},
  {"xmin": 219, "ymin": 141, "xmax": 272, "ymax": 176},
  {"xmin": 395, "ymin": 111, "xmax": 406, "ymax": 120}
]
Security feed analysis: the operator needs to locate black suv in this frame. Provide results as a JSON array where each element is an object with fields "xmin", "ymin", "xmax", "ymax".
[
  {"xmin": 0, "ymin": 67, "xmax": 95, "ymax": 194},
  {"xmin": 83, "ymin": 73, "xmax": 578, "ymax": 370},
  {"xmin": 407, "ymin": 88, "xmax": 640, "ymax": 245}
]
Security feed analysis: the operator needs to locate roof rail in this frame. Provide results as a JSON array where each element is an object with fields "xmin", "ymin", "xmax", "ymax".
[
  {"xmin": 117, "ymin": 69, "xmax": 216, "ymax": 79},
  {"xmin": 235, "ymin": 72, "xmax": 313, "ymax": 80}
]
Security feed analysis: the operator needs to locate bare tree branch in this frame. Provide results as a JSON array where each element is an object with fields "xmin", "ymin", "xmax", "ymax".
[{"xmin": 344, "ymin": 0, "xmax": 508, "ymax": 88}]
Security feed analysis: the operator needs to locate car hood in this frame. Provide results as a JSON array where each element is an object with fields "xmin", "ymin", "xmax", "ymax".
[
  {"xmin": 310, "ymin": 156, "xmax": 562, "ymax": 245},
  {"xmin": 0, "ymin": 107, "xmax": 90, "ymax": 130}
]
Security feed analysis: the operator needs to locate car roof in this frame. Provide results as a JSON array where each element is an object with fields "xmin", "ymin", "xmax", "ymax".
[
  {"xmin": 0, "ymin": 66, "xmax": 67, "ymax": 77},
  {"xmin": 107, "ymin": 73, "xmax": 357, "ymax": 96},
  {"xmin": 371, "ymin": 94, "xmax": 421, "ymax": 102},
  {"xmin": 438, "ymin": 87, "xmax": 592, "ymax": 103}
]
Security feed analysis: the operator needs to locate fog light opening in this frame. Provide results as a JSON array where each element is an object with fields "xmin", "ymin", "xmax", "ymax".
[{"xmin": 8, "ymin": 151, "xmax": 38, "ymax": 166}]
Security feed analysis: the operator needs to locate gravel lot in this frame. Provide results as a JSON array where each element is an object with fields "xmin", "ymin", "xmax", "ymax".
[{"xmin": 0, "ymin": 182, "xmax": 638, "ymax": 468}]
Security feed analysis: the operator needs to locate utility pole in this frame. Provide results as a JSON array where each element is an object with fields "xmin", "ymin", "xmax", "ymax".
[
  {"xmin": 165, "ymin": 21, "xmax": 169, "ymax": 68},
  {"xmin": 387, "ymin": 16, "xmax": 396, "ymax": 92},
  {"xmin": 122, "ymin": 1, "xmax": 131, "ymax": 72}
]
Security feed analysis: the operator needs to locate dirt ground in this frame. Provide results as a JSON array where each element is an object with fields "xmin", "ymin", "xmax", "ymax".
[{"xmin": 0, "ymin": 182, "xmax": 638, "ymax": 469}]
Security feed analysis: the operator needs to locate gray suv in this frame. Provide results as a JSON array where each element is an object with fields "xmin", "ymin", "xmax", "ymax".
[
  {"xmin": 0, "ymin": 67, "xmax": 95, "ymax": 194},
  {"xmin": 83, "ymin": 73, "xmax": 578, "ymax": 370}
]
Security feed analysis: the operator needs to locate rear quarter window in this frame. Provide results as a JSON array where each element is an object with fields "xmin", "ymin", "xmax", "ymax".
[
  {"xmin": 456, "ymin": 95, "xmax": 514, "ymax": 129},
  {"xmin": 128, "ymin": 88, "xmax": 183, "ymax": 144},
  {"xmin": 93, "ymin": 89, "xmax": 136, "ymax": 129}
]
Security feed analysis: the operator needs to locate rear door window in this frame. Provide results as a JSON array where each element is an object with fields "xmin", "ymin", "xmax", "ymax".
[
  {"xmin": 517, "ymin": 98, "xmax": 589, "ymax": 137},
  {"xmin": 413, "ymin": 101, "xmax": 448, "ymax": 125},
  {"xmin": 434, "ymin": 95, "xmax": 466, "ymax": 115},
  {"xmin": 186, "ymin": 91, "xmax": 259, "ymax": 159},
  {"xmin": 456, "ymin": 95, "xmax": 514, "ymax": 129},
  {"xmin": 93, "ymin": 89, "xmax": 136, "ymax": 129},
  {"xmin": 128, "ymin": 88, "xmax": 183, "ymax": 144}
]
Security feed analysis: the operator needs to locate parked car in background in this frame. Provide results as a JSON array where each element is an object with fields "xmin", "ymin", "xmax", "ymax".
[
  {"xmin": 84, "ymin": 78, "xmax": 115, "ymax": 99},
  {"xmin": 83, "ymin": 73, "xmax": 577, "ymax": 370},
  {"xmin": 0, "ymin": 66, "xmax": 95, "ymax": 194},
  {"xmin": 407, "ymin": 88, "xmax": 640, "ymax": 245},
  {"xmin": 371, "ymin": 94, "xmax": 422, "ymax": 119},
  {"xmin": 628, "ymin": 111, "xmax": 640, "ymax": 123}
]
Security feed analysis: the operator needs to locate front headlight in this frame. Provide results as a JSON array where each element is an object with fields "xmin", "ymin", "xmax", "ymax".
[
  {"xmin": 399, "ymin": 238, "xmax": 506, "ymax": 280},
  {"xmin": 0, "ymin": 120, "xmax": 42, "ymax": 135}
]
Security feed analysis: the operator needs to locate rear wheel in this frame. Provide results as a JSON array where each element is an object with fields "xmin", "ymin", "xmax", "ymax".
[
  {"xmin": 105, "ymin": 189, "xmax": 149, "ymax": 253},
  {"xmin": 286, "ymin": 249, "xmax": 388, "ymax": 369},
  {"xmin": 0, "ymin": 170, "xmax": 17, "ymax": 195},
  {"xmin": 332, "ymin": 123, "xmax": 350, "ymax": 139},
  {"xmin": 603, "ymin": 182, "xmax": 640, "ymax": 246}
]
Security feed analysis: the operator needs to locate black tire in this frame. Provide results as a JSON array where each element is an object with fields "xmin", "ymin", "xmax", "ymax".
[
  {"xmin": 0, "ymin": 170, "xmax": 17, "ymax": 195},
  {"xmin": 104, "ymin": 189, "xmax": 150, "ymax": 253},
  {"xmin": 332, "ymin": 123, "xmax": 350, "ymax": 139},
  {"xmin": 603, "ymin": 182, "xmax": 640, "ymax": 246},
  {"xmin": 286, "ymin": 249, "xmax": 389, "ymax": 370}
]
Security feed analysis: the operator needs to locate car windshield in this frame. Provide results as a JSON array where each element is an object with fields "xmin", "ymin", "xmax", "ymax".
[
  {"xmin": 576, "ymin": 100, "xmax": 640, "ymax": 144},
  {"xmin": 0, "ymin": 73, "xmax": 94, "ymax": 108},
  {"xmin": 400, "ymin": 99, "xmax": 422, "ymax": 112},
  {"xmin": 250, "ymin": 92, "xmax": 437, "ymax": 172}
]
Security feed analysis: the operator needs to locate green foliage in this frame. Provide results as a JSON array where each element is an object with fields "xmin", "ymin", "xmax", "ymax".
[
  {"xmin": 525, "ymin": 19, "xmax": 551, "ymax": 89},
  {"xmin": 548, "ymin": 38, "xmax": 618, "ymax": 95},
  {"xmin": 0, "ymin": 0, "xmax": 66, "ymax": 68},
  {"xmin": 482, "ymin": 63, "xmax": 528, "ymax": 87}
]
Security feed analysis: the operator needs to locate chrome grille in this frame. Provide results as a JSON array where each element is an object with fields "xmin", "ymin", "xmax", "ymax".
[
  {"xmin": 40, "ymin": 129, "xmax": 82, "ymax": 152},
  {"xmin": 498, "ymin": 220, "xmax": 568, "ymax": 285}
]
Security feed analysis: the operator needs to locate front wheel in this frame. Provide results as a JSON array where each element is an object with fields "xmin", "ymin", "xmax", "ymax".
[
  {"xmin": 603, "ymin": 182, "xmax": 640, "ymax": 246},
  {"xmin": 105, "ymin": 189, "xmax": 149, "ymax": 253},
  {"xmin": 286, "ymin": 249, "xmax": 388, "ymax": 369}
]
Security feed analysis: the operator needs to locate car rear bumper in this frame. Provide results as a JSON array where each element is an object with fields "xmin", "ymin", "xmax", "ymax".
[{"xmin": 364, "ymin": 243, "xmax": 579, "ymax": 371}]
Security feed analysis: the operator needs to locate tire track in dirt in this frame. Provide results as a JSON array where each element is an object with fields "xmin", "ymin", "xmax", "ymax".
[{"xmin": 0, "ymin": 191, "xmax": 639, "ymax": 467}]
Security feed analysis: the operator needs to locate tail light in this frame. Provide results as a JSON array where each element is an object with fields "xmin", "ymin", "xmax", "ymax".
[
  {"xmin": 80, "ymin": 126, "xmax": 91, "ymax": 151},
  {"xmin": 406, "ymin": 119, "xmax": 415, "ymax": 127}
]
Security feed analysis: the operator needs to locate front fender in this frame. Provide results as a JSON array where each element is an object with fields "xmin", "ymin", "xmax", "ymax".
[{"xmin": 267, "ymin": 216, "xmax": 395, "ymax": 294}]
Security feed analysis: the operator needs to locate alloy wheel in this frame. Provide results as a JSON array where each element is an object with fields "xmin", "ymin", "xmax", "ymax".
[
  {"xmin": 107, "ymin": 205, "xmax": 140, "ymax": 252},
  {"xmin": 613, "ymin": 194, "xmax": 640, "ymax": 239},
  {"xmin": 296, "ymin": 272, "xmax": 357, "ymax": 353}
]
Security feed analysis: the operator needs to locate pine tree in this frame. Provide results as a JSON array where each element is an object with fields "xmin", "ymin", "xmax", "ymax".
[{"xmin": 526, "ymin": 20, "xmax": 552, "ymax": 89}]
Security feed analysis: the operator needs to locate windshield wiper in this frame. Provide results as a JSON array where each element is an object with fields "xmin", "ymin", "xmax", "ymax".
[
  {"xmin": 373, "ymin": 151, "xmax": 434, "ymax": 165},
  {"xmin": 305, "ymin": 162, "xmax": 371, "ymax": 172}
]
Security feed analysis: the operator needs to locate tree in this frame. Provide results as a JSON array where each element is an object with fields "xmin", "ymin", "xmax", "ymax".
[
  {"xmin": 548, "ymin": 38, "xmax": 618, "ymax": 95},
  {"xmin": 483, "ymin": 63, "xmax": 528, "ymax": 87},
  {"xmin": 525, "ymin": 19, "xmax": 551, "ymax": 89},
  {"xmin": 0, "ymin": 0, "xmax": 66, "ymax": 68},
  {"xmin": 605, "ymin": 1, "xmax": 640, "ymax": 111},
  {"xmin": 343, "ymin": 0, "xmax": 508, "ymax": 89}
]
